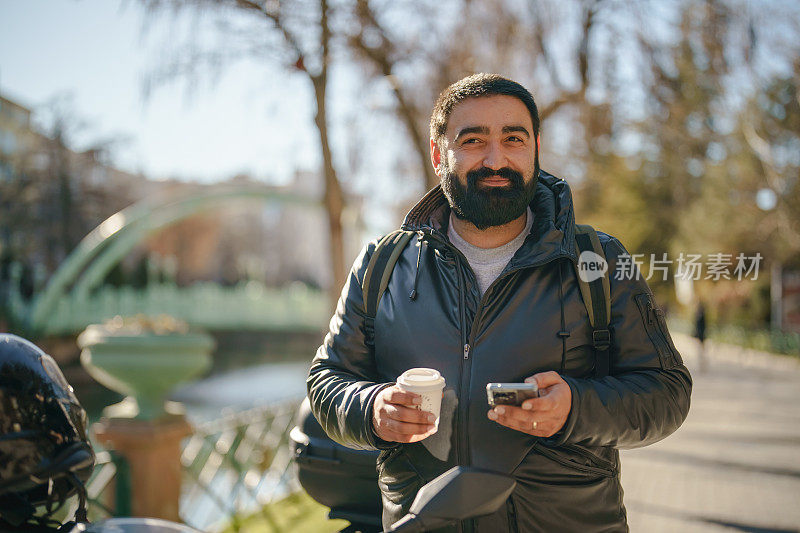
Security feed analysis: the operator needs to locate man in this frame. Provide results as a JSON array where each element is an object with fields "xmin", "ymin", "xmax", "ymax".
[
  {"xmin": 694, "ymin": 301, "xmax": 708, "ymax": 372},
  {"xmin": 307, "ymin": 73, "xmax": 692, "ymax": 532}
]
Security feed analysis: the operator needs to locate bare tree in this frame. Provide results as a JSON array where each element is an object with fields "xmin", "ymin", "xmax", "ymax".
[
  {"xmin": 345, "ymin": 0, "xmax": 603, "ymax": 193},
  {"xmin": 141, "ymin": 0, "xmax": 348, "ymax": 305},
  {"xmin": 527, "ymin": 0, "xmax": 601, "ymax": 121},
  {"xmin": 348, "ymin": 0, "xmax": 439, "ymax": 190}
]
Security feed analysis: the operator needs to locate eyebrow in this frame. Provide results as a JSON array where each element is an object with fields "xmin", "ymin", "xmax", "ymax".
[
  {"xmin": 502, "ymin": 125, "xmax": 530, "ymax": 138},
  {"xmin": 454, "ymin": 125, "xmax": 531, "ymax": 141},
  {"xmin": 454, "ymin": 126, "xmax": 489, "ymax": 142}
]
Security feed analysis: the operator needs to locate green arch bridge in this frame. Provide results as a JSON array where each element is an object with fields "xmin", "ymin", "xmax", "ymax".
[{"xmin": 8, "ymin": 185, "xmax": 332, "ymax": 337}]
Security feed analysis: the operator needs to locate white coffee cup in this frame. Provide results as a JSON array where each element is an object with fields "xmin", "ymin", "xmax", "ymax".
[{"xmin": 396, "ymin": 368, "xmax": 446, "ymax": 430}]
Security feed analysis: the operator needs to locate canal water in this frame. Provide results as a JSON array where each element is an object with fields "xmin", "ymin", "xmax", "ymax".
[
  {"xmin": 172, "ymin": 359, "xmax": 310, "ymax": 421},
  {"xmin": 74, "ymin": 330, "xmax": 321, "ymax": 422}
]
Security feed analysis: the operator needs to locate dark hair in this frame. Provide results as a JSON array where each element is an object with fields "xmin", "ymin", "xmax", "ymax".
[{"xmin": 429, "ymin": 73, "xmax": 540, "ymax": 145}]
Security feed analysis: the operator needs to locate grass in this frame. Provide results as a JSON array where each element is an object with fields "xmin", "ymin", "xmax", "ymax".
[{"xmin": 222, "ymin": 491, "xmax": 351, "ymax": 533}]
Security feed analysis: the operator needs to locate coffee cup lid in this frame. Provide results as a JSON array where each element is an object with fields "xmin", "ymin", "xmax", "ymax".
[{"xmin": 397, "ymin": 368, "xmax": 445, "ymax": 390}]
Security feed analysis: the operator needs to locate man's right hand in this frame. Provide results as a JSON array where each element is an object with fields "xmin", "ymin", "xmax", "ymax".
[{"xmin": 372, "ymin": 385, "xmax": 437, "ymax": 443}]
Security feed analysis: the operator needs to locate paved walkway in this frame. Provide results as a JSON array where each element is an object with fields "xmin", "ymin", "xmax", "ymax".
[{"xmin": 622, "ymin": 334, "xmax": 800, "ymax": 532}]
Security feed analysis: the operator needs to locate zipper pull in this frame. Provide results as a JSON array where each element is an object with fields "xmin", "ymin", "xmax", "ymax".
[{"xmin": 463, "ymin": 343, "xmax": 470, "ymax": 360}]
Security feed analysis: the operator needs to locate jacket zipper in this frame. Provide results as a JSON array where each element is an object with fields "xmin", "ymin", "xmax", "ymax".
[
  {"xmin": 459, "ymin": 253, "xmax": 573, "ymax": 464},
  {"xmin": 507, "ymin": 496, "xmax": 519, "ymax": 533},
  {"xmin": 635, "ymin": 293, "xmax": 671, "ymax": 364},
  {"xmin": 562, "ymin": 443, "xmax": 617, "ymax": 472},
  {"xmin": 454, "ymin": 254, "xmax": 471, "ymax": 533},
  {"xmin": 649, "ymin": 298, "xmax": 678, "ymax": 367},
  {"xmin": 421, "ymin": 226, "xmax": 474, "ymax": 469},
  {"xmin": 456, "ymin": 260, "xmax": 471, "ymax": 468},
  {"xmin": 422, "ymin": 228, "xmax": 572, "ymax": 458},
  {"xmin": 423, "ymin": 228, "xmax": 572, "ymax": 533},
  {"xmin": 534, "ymin": 442, "xmax": 615, "ymax": 477}
]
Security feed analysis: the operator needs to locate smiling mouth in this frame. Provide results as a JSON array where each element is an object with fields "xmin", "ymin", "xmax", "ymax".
[{"xmin": 479, "ymin": 176, "xmax": 512, "ymax": 186}]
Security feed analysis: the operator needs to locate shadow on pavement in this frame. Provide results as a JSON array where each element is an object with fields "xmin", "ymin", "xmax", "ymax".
[
  {"xmin": 674, "ymin": 429, "xmax": 800, "ymax": 447},
  {"xmin": 629, "ymin": 448, "xmax": 800, "ymax": 480},
  {"xmin": 627, "ymin": 500, "xmax": 799, "ymax": 533}
]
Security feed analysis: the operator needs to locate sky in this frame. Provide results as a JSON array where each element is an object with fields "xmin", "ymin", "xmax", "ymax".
[
  {"xmin": 3, "ymin": 1, "xmax": 797, "ymax": 193},
  {"xmin": 0, "ymin": 0, "xmax": 322, "ymax": 184}
]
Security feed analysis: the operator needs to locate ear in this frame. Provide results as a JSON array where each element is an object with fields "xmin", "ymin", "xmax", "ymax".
[{"xmin": 430, "ymin": 138, "xmax": 443, "ymax": 177}]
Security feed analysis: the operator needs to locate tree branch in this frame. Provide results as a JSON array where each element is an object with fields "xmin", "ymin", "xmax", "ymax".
[
  {"xmin": 235, "ymin": 0, "xmax": 310, "ymax": 76},
  {"xmin": 536, "ymin": 0, "xmax": 602, "ymax": 119},
  {"xmin": 349, "ymin": 0, "xmax": 438, "ymax": 190}
]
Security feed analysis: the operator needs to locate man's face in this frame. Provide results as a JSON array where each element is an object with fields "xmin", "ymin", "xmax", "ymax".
[{"xmin": 431, "ymin": 95, "xmax": 539, "ymax": 230}]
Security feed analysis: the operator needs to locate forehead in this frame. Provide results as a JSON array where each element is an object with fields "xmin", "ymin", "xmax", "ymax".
[{"xmin": 446, "ymin": 95, "xmax": 533, "ymax": 137}]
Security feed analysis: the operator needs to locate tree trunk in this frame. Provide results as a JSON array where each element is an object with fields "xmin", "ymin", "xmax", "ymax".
[{"xmin": 312, "ymin": 74, "xmax": 347, "ymax": 308}]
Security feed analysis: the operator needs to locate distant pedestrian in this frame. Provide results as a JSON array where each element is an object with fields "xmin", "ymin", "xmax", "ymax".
[{"xmin": 694, "ymin": 302, "xmax": 708, "ymax": 372}]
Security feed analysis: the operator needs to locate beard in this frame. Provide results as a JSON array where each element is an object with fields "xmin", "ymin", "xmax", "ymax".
[{"xmin": 441, "ymin": 160, "xmax": 539, "ymax": 231}]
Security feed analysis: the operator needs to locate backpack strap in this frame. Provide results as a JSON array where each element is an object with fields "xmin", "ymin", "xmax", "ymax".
[
  {"xmin": 361, "ymin": 230, "xmax": 415, "ymax": 346},
  {"xmin": 573, "ymin": 224, "xmax": 613, "ymax": 378}
]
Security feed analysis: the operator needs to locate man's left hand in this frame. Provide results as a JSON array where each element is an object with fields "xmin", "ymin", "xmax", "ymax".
[{"xmin": 487, "ymin": 371, "xmax": 572, "ymax": 437}]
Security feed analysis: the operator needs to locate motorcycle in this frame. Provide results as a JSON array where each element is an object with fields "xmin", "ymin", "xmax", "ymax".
[
  {"xmin": 67, "ymin": 518, "xmax": 201, "ymax": 532},
  {"xmin": 383, "ymin": 465, "xmax": 515, "ymax": 533}
]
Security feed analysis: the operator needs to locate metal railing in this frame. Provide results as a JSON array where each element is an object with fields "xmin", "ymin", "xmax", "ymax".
[
  {"xmin": 180, "ymin": 399, "xmax": 302, "ymax": 532},
  {"xmin": 8, "ymin": 278, "xmax": 329, "ymax": 336},
  {"xmin": 74, "ymin": 398, "xmax": 304, "ymax": 532}
]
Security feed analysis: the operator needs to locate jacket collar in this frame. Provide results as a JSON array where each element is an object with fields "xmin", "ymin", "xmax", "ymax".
[{"xmin": 401, "ymin": 170, "xmax": 578, "ymax": 266}]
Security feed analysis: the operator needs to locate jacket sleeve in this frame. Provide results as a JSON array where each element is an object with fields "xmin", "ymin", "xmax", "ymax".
[
  {"xmin": 306, "ymin": 241, "xmax": 395, "ymax": 451},
  {"xmin": 551, "ymin": 235, "xmax": 693, "ymax": 449}
]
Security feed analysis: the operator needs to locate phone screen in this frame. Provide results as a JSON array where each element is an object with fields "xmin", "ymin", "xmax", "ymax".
[{"xmin": 486, "ymin": 382, "xmax": 539, "ymax": 406}]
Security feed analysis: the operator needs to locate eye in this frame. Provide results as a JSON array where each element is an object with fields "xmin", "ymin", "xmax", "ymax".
[
  {"xmin": 461, "ymin": 137, "xmax": 482, "ymax": 145},
  {"xmin": 506, "ymin": 135, "xmax": 524, "ymax": 143}
]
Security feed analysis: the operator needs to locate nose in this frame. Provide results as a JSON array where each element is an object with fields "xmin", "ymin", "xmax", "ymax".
[{"xmin": 482, "ymin": 140, "xmax": 507, "ymax": 171}]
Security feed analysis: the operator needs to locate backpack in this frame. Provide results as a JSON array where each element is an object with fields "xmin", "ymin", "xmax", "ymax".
[{"xmin": 361, "ymin": 224, "xmax": 612, "ymax": 378}]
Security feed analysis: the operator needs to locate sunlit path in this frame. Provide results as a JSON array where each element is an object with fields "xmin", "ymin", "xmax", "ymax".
[{"xmin": 623, "ymin": 334, "xmax": 800, "ymax": 532}]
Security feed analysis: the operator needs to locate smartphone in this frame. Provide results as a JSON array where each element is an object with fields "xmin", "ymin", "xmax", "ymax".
[{"xmin": 486, "ymin": 382, "xmax": 539, "ymax": 407}]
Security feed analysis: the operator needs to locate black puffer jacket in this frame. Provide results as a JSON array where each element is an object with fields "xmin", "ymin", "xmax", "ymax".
[{"xmin": 307, "ymin": 171, "xmax": 692, "ymax": 532}]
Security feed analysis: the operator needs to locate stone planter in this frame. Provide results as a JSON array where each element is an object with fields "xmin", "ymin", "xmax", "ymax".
[{"xmin": 78, "ymin": 317, "xmax": 214, "ymax": 420}]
